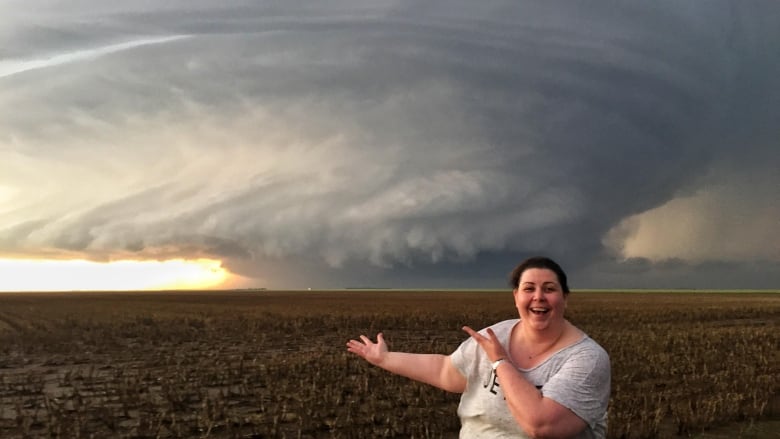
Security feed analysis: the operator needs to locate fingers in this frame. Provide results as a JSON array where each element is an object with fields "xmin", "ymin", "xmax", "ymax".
[
  {"xmin": 345, "ymin": 339, "xmax": 364, "ymax": 353},
  {"xmin": 463, "ymin": 326, "xmax": 492, "ymax": 344},
  {"xmin": 463, "ymin": 326, "xmax": 499, "ymax": 342},
  {"xmin": 463, "ymin": 325, "xmax": 506, "ymax": 360},
  {"xmin": 346, "ymin": 333, "xmax": 386, "ymax": 363},
  {"xmin": 346, "ymin": 333, "xmax": 382, "ymax": 352},
  {"xmin": 346, "ymin": 338, "xmax": 365, "ymax": 347}
]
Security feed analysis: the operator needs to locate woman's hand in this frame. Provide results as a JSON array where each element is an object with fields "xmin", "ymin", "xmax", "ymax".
[
  {"xmin": 462, "ymin": 326, "xmax": 508, "ymax": 363},
  {"xmin": 347, "ymin": 333, "xmax": 389, "ymax": 366}
]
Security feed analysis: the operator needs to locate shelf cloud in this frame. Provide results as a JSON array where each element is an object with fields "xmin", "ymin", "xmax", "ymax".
[{"xmin": 1, "ymin": 0, "xmax": 778, "ymax": 289}]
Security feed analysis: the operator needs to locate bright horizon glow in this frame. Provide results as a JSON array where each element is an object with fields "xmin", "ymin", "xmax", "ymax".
[{"xmin": 0, "ymin": 258, "xmax": 229, "ymax": 292}]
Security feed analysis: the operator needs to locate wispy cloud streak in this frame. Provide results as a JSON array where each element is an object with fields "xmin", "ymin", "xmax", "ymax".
[{"xmin": 0, "ymin": 35, "xmax": 190, "ymax": 79}]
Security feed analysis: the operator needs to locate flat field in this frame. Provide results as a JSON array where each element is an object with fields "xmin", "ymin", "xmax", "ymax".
[{"xmin": 0, "ymin": 290, "xmax": 777, "ymax": 438}]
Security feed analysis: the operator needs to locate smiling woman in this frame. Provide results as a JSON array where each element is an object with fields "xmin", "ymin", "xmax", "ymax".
[{"xmin": 0, "ymin": 258, "xmax": 229, "ymax": 292}]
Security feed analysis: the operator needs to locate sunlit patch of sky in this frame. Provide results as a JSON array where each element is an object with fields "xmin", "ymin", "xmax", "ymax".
[{"xmin": 0, "ymin": 259, "xmax": 228, "ymax": 292}]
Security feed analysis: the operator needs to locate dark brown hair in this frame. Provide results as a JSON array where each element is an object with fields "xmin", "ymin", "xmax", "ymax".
[{"xmin": 509, "ymin": 256, "xmax": 570, "ymax": 294}]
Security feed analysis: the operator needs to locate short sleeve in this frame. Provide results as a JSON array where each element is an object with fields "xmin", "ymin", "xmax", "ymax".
[
  {"xmin": 450, "ymin": 333, "xmax": 479, "ymax": 378},
  {"xmin": 541, "ymin": 342, "xmax": 611, "ymax": 429}
]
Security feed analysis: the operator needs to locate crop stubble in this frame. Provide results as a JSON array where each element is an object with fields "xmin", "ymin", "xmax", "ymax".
[{"xmin": 0, "ymin": 290, "xmax": 777, "ymax": 438}]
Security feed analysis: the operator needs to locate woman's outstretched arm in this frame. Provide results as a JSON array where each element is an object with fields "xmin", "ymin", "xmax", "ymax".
[{"xmin": 347, "ymin": 332, "xmax": 466, "ymax": 393}]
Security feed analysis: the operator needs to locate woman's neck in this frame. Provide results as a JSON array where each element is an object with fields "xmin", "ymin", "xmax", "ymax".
[
  {"xmin": 516, "ymin": 320, "xmax": 567, "ymax": 355},
  {"xmin": 522, "ymin": 318, "xmax": 566, "ymax": 338}
]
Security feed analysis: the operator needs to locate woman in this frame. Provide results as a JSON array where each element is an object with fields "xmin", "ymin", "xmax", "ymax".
[{"xmin": 346, "ymin": 256, "xmax": 611, "ymax": 438}]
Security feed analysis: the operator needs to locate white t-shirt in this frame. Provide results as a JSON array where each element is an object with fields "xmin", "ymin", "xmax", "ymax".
[{"xmin": 450, "ymin": 319, "xmax": 611, "ymax": 439}]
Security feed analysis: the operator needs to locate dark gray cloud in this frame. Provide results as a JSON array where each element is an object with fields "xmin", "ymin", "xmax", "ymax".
[{"xmin": 1, "ymin": 0, "xmax": 778, "ymax": 288}]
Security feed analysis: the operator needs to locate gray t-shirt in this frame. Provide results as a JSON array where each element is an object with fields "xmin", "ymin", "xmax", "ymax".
[{"xmin": 450, "ymin": 319, "xmax": 611, "ymax": 439}]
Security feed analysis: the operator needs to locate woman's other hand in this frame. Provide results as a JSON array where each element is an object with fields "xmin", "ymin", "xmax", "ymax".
[{"xmin": 462, "ymin": 326, "xmax": 508, "ymax": 363}]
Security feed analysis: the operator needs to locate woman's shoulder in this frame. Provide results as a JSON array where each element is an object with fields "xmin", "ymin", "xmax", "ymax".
[
  {"xmin": 487, "ymin": 319, "xmax": 519, "ymax": 333},
  {"xmin": 564, "ymin": 333, "xmax": 610, "ymax": 363},
  {"xmin": 490, "ymin": 318, "xmax": 520, "ymax": 327}
]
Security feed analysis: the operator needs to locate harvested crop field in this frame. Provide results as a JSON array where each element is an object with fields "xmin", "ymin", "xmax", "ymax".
[{"xmin": 0, "ymin": 290, "xmax": 778, "ymax": 438}]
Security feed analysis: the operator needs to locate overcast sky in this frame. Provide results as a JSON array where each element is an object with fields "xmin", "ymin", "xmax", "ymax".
[{"xmin": 1, "ymin": 0, "xmax": 778, "ymax": 289}]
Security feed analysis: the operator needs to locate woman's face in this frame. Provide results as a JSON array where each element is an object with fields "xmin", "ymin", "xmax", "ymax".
[{"xmin": 513, "ymin": 267, "xmax": 568, "ymax": 331}]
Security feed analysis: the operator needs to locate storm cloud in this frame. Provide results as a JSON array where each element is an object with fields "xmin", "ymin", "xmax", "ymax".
[{"xmin": 1, "ymin": 0, "xmax": 778, "ymax": 288}]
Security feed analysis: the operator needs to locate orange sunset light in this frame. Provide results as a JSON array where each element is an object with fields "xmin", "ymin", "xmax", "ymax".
[{"xmin": 0, "ymin": 258, "xmax": 229, "ymax": 292}]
